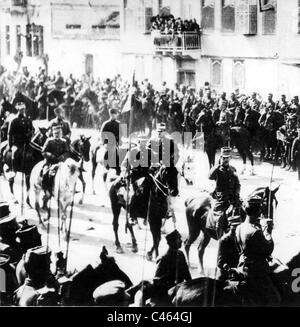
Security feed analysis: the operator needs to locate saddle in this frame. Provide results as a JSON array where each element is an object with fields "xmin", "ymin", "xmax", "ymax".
[{"xmin": 41, "ymin": 164, "xmax": 60, "ymax": 195}]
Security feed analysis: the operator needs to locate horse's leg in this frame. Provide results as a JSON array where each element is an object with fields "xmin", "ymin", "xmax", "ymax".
[
  {"xmin": 247, "ymin": 147, "xmax": 255, "ymax": 175},
  {"xmin": 184, "ymin": 218, "xmax": 201, "ymax": 268},
  {"xmin": 197, "ymin": 231, "xmax": 211, "ymax": 275},
  {"xmin": 147, "ymin": 217, "xmax": 162, "ymax": 260},
  {"xmin": 34, "ymin": 187, "xmax": 46, "ymax": 229},
  {"xmin": 91, "ymin": 154, "xmax": 97, "ymax": 195},
  {"xmin": 25, "ymin": 174, "xmax": 32, "ymax": 208},
  {"xmin": 8, "ymin": 177, "xmax": 18, "ymax": 204},
  {"xmin": 78, "ymin": 172, "xmax": 85, "ymax": 205},
  {"xmin": 112, "ymin": 203, "xmax": 124, "ymax": 254},
  {"xmin": 126, "ymin": 222, "xmax": 138, "ymax": 253}
]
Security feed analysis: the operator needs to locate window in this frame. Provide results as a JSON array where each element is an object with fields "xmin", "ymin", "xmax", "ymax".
[
  {"xmin": 5, "ymin": 25, "xmax": 10, "ymax": 55},
  {"xmin": 236, "ymin": 0, "xmax": 257, "ymax": 35},
  {"xmin": 12, "ymin": 0, "xmax": 27, "ymax": 5},
  {"xmin": 16, "ymin": 25, "xmax": 21, "ymax": 52},
  {"xmin": 26, "ymin": 24, "xmax": 44, "ymax": 57},
  {"xmin": 261, "ymin": 0, "xmax": 276, "ymax": 34},
  {"xmin": 211, "ymin": 59, "xmax": 222, "ymax": 86},
  {"xmin": 125, "ymin": 0, "xmax": 153, "ymax": 34},
  {"xmin": 201, "ymin": 0, "xmax": 215, "ymax": 31},
  {"xmin": 178, "ymin": 71, "xmax": 196, "ymax": 88},
  {"xmin": 222, "ymin": 0, "xmax": 235, "ymax": 32},
  {"xmin": 233, "ymin": 60, "xmax": 245, "ymax": 89}
]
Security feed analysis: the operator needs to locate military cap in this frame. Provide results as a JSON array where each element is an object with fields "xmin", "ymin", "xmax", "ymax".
[
  {"xmin": 14, "ymin": 93, "xmax": 25, "ymax": 106},
  {"xmin": 156, "ymin": 122, "xmax": 166, "ymax": 132},
  {"xmin": 15, "ymin": 224, "xmax": 42, "ymax": 249},
  {"xmin": 52, "ymin": 125, "xmax": 62, "ymax": 133},
  {"xmin": 93, "ymin": 280, "xmax": 130, "ymax": 306},
  {"xmin": 0, "ymin": 202, "xmax": 18, "ymax": 230},
  {"xmin": 24, "ymin": 246, "xmax": 51, "ymax": 273},
  {"xmin": 246, "ymin": 195, "xmax": 262, "ymax": 207},
  {"xmin": 109, "ymin": 108, "xmax": 118, "ymax": 115},
  {"xmin": 165, "ymin": 229, "xmax": 181, "ymax": 244},
  {"xmin": 54, "ymin": 105, "xmax": 65, "ymax": 115},
  {"xmin": 220, "ymin": 147, "xmax": 232, "ymax": 157}
]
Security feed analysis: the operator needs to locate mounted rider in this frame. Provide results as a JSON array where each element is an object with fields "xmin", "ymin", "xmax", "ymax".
[
  {"xmin": 6, "ymin": 97, "xmax": 34, "ymax": 178},
  {"xmin": 209, "ymin": 147, "xmax": 241, "ymax": 238},
  {"xmin": 48, "ymin": 105, "xmax": 72, "ymax": 144},
  {"xmin": 99, "ymin": 107, "xmax": 122, "ymax": 175},
  {"xmin": 41, "ymin": 125, "xmax": 70, "ymax": 201}
]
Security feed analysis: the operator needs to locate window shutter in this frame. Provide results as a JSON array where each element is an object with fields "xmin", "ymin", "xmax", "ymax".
[{"xmin": 236, "ymin": 0, "xmax": 257, "ymax": 35}]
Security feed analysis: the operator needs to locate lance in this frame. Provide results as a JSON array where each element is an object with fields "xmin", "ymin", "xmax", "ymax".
[{"xmin": 125, "ymin": 71, "xmax": 135, "ymax": 234}]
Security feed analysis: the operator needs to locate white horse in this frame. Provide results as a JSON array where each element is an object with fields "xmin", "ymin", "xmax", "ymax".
[{"xmin": 30, "ymin": 158, "xmax": 80, "ymax": 238}]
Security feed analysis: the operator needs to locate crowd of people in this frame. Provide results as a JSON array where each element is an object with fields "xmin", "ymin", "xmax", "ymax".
[
  {"xmin": 151, "ymin": 14, "xmax": 201, "ymax": 34},
  {"xmin": 1, "ymin": 64, "xmax": 300, "ymax": 306},
  {"xmin": 150, "ymin": 14, "xmax": 201, "ymax": 48}
]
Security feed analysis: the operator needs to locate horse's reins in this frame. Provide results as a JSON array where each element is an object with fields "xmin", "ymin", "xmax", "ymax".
[{"xmin": 149, "ymin": 172, "xmax": 169, "ymax": 197}]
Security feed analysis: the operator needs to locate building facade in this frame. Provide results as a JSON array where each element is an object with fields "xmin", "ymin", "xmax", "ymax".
[
  {"xmin": 1, "ymin": 0, "xmax": 300, "ymax": 99},
  {"xmin": 0, "ymin": 0, "xmax": 122, "ymax": 78}
]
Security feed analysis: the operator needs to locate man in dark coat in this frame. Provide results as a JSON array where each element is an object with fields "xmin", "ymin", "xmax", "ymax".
[
  {"xmin": 7, "ymin": 99, "xmax": 34, "ymax": 176},
  {"xmin": 291, "ymin": 128, "xmax": 300, "ymax": 180},
  {"xmin": 14, "ymin": 246, "xmax": 59, "ymax": 306},
  {"xmin": 234, "ymin": 196, "xmax": 280, "ymax": 306},
  {"xmin": 0, "ymin": 202, "xmax": 22, "ymax": 265},
  {"xmin": 48, "ymin": 105, "xmax": 71, "ymax": 144},
  {"xmin": 209, "ymin": 147, "xmax": 241, "ymax": 237},
  {"xmin": 41, "ymin": 125, "xmax": 70, "ymax": 199}
]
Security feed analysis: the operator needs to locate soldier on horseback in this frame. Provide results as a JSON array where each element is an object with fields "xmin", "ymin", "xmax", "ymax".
[
  {"xmin": 41, "ymin": 125, "xmax": 70, "ymax": 205},
  {"xmin": 48, "ymin": 105, "xmax": 72, "ymax": 144},
  {"xmin": 6, "ymin": 98, "xmax": 34, "ymax": 178},
  {"xmin": 209, "ymin": 147, "xmax": 241, "ymax": 238}
]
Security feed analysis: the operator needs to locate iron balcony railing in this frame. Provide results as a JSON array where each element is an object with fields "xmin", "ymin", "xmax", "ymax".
[{"xmin": 152, "ymin": 31, "xmax": 201, "ymax": 52}]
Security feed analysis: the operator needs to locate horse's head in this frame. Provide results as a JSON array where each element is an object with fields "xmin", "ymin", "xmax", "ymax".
[
  {"xmin": 157, "ymin": 165, "xmax": 179, "ymax": 197},
  {"xmin": 246, "ymin": 185, "xmax": 280, "ymax": 220},
  {"xmin": 72, "ymin": 135, "xmax": 91, "ymax": 162}
]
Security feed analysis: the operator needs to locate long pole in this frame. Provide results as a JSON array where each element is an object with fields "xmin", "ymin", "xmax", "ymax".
[{"xmin": 125, "ymin": 71, "xmax": 135, "ymax": 234}]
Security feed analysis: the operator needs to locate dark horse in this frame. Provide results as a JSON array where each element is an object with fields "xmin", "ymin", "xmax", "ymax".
[
  {"xmin": 60, "ymin": 246, "xmax": 132, "ymax": 306},
  {"xmin": 0, "ymin": 127, "xmax": 48, "ymax": 206},
  {"xmin": 109, "ymin": 165, "xmax": 179, "ymax": 259},
  {"xmin": 184, "ymin": 185, "xmax": 280, "ymax": 272},
  {"xmin": 200, "ymin": 118, "xmax": 254, "ymax": 174}
]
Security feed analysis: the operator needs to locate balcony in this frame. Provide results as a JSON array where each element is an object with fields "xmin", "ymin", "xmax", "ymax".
[{"xmin": 152, "ymin": 32, "xmax": 201, "ymax": 58}]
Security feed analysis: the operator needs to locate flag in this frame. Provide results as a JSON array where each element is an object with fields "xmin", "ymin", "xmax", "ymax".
[
  {"xmin": 121, "ymin": 71, "xmax": 135, "ymax": 113},
  {"xmin": 259, "ymin": 0, "xmax": 276, "ymax": 12}
]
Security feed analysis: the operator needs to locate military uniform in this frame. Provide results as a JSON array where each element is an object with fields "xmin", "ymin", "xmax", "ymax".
[
  {"xmin": 14, "ymin": 246, "xmax": 59, "ymax": 306},
  {"xmin": 0, "ymin": 254, "xmax": 18, "ymax": 305},
  {"xmin": 100, "ymin": 118, "xmax": 121, "ymax": 146},
  {"xmin": 48, "ymin": 117, "xmax": 71, "ymax": 141},
  {"xmin": 235, "ymin": 220, "xmax": 280, "ymax": 305},
  {"xmin": 8, "ymin": 112, "xmax": 34, "ymax": 172},
  {"xmin": 291, "ymin": 135, "xmax": 300, "ymax": 180},
  {"xmin": 41, "ymin": 135, "xmax": 70, "ymax": 193},
  {"xmin": 209, "ymin": 149, "xmax": 241, "ymax": 237}
]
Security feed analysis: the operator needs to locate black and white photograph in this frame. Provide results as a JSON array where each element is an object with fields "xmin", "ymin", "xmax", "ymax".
[{"xmin": 0, "ymin": 0, "xmax": 300, "ymax": 311}]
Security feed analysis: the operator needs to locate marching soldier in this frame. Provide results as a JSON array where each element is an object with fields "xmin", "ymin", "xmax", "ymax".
[
  {"xmin": 48, "ymin": 105, "xmax": 71, "ymax": 144},
  {"xmin": 7, "ymin": 99, "xmax": 34, "ymax": 178},
  {"xmin": 276, "ymin": 94, "xmax": 289, "ymax": 115},
  {"xmin": 209, "ymin": 147, "xmax": 241, "ymax": 238}
]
